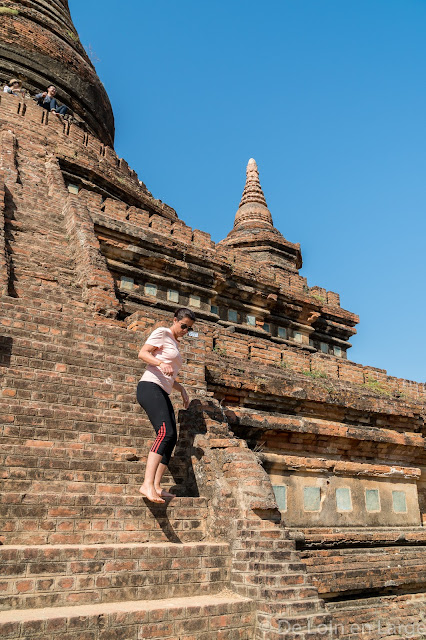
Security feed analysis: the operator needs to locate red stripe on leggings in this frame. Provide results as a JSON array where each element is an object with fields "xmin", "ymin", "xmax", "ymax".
[{"xmin": 151, "ymin": 422, "xmax": 166, "ymax": 454}]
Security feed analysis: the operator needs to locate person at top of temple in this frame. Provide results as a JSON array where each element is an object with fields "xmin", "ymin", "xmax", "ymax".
[
  {"xmin": 136, "ymin": 308, "xmax": 195, "ymax": 503},
  {"xmin": 4, "ymin": 78, "xmax": 22, "ymax": 96},
  {"xmin": 35, "ymin": 84, "xmax": 69, "ymax": 116}
]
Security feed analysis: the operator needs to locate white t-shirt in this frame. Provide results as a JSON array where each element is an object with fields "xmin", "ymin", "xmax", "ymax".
[{"xmin": 140, "ymin": 327, "xmax": 183, "ymax": 395}]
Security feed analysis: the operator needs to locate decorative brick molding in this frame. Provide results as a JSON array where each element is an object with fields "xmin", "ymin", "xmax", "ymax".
[{"xmin": 0, "ymin": 171, "xmax": 9, "ymax": 296}]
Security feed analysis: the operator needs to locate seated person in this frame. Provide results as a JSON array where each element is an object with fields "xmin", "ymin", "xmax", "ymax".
[
  {"xmin": 35, "ymin": 85, "xmax": 68, "ymax": 115},
  {"xmin": 4, "ymin": 78, "xmax": 22, "ymax": 96}
]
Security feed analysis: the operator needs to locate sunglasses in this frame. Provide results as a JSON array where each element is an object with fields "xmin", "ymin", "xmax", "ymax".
[{"xmin": 179, "ymin": 323, "xmax": 193, "ymax": 330}]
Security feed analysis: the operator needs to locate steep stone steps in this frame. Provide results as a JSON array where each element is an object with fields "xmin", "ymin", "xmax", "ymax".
[
  {"xmin": 0, "ymin": 299, "xmax": 192, "ymax": 491},
  {"xmin": 5, "ymin": 242, "xmax": 81, "ymax": 302},
  {"xmin": 5, "ymin": 211, "xmax": 67, "ymax": 238},
  {"xmin": 0, "ymin": 585, "xmax": 254, "ymax": 639},
  {"xmin": 0, "ymin": 541, "xmax": 230, "ymax": 610},
  {"xmin": 0, "ymin": 410, "xmax": 190, "ymax": 486},
  {"xmin": 0, "ymin": 441, "xmax": 188, "ymax": 489},
  {"xmin": 4, "ymin": 170, "xmax": 84, "ymax": 300},
  {"xmin": 231, "ymin": 520, "xmax": 332, "ymax": 639},
  {"xmin": 0, "ymin": 495, "xmax": 207, "ymax": 545},
  {"xmin": 1, "ymin": 441, "xmax": 149, "ymax": 467},
  {"xmin": 0, "ymin": 400, "xmax": 154, "ymax": 447},
  {"xmin": 0, "ymin": 433, "xmax": 182, "ymax": 462},
  {"xmin": 1, "ymin": 311, "xmax": 140, "ymax": 377}
]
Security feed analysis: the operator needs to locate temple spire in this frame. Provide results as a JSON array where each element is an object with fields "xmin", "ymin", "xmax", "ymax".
[
  {"xmin": 233, "ymin": 158, "xmax": 274, "ymax": 230},
  {"xmin": 218, "ymin": 158, "xmax": 302, "ymax": 272}
]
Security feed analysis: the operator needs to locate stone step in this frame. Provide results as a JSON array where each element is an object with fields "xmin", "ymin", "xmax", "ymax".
[
  {"xmin": 0, "ymin": 443, "xmax": 190, "ymax": 483},
  {"xmin": 233, "ymin": 571, "xmax": 309, "ymax": 591},
  {"xmin": 0, "ymin": 409, "xmax": 155, "ymax": 448},
  {"xmin": 1, "ymin": 311, "xmax": 130, "ymax": 345},
  {"xmin": 1, "ymin": 488, "xmax": 202, "ymax": 505},
  {"xmin": 234, "ymin": 539, "xmax": 295, "ymax": 552},
  {"xmin": 0, "ymin": 295, "xmax": 102, "ymax": 316},
  {"xmin": 235, "ymin": 582, "xmax": 318, "ymax": 604},
  {"xmin": 3, "ymin": 328, "xmax": 139, "ymax": 362},
  {"xmin": 233, "ymin": 549, "xmax": 297, "ymax": 562},
  {"xmin": 0, "ymin": 496, "xmax": 207, "ymax": 545},
  {"xmin": 258, "ymin": 592, "xmax": 324, "ymax": 614},
  {"xmin": 0, "ymin": 591, "xmax": 254, "ymax": 639},
  {"xmin": 257, "ymin": 602, "xmax": 331, "ymax": 623},
  {"xmin": 1, "ymin": 467, "xmax": 185, "ymax": 491},
  {"xmin": 2, "ymin": 355, "xmax": 138, "ymax": 382},
  {"xmin": 232, "ymin": 581, "xmax": 320, "ymax": 606},
  {"xmin": 1, "ymin": 477, "xmax": 191, "ymax": 496},
  {"xmin": 2, "ymin": 303, "xmax": 136, "ymax": 347},
  {"xmin": 237, "ymin": 531, "xmax": 285, "ymax": 544},
  {"xmin": 263, "ymin": 631, "xmax": 333, "ymax": 640},
  {"xmin": 1, "ymin": 343, "xmax": 138, "ymax": 376},
  {"xmin": 235, "ymin": 518, "xmax": 283, "ymax": 530},
  {"xmin": 1, "ymin": 441, "xmax": 151, "ymax": 464},
  {"xmin": 233, "ymin": 561, "xmax": 307, "ymax": 574},
  {"xmin": 0, "ymin": 541, "xmax": 230, "ymax": 611},
  {"xmin": 9, "ymin": 255, "xmax": 77, "ymax": 276}
]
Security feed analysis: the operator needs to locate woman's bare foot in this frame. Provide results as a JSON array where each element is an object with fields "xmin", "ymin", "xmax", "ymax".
[
  {"xmin": 155, "ymin": 488, "xmax": 176, "ymax": 498},
  {"xmin": 139, "ymin": 484, "xmax": 165, "ymax": 503}
]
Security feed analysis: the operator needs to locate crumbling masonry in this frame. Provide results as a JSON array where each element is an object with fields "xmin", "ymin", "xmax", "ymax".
[{"xmin": 1, "ymin": 2, "xmax": 426, "ymax": 639}]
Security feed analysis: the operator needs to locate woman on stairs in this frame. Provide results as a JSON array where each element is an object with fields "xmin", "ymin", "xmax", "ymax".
[{"xmin": 137, "ymin": 308, "xmax": 195, "ymax": 503}]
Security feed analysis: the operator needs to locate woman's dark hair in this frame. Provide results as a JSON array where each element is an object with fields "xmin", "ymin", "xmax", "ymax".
[{"xmin": 174, "ymin": 307, "xmax": 196, "ymax": 322}]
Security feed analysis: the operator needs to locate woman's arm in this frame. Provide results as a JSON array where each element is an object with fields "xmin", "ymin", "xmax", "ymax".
[
  {"xmin": 138, "ymin": 344, "xmax": 173, "ymax": 376},
  {"xmin": 173, "ymin": 380, "xmax": 189, "ymax": 409}
]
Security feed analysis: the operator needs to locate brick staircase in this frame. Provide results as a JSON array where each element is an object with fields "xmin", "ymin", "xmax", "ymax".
[
  {"xmin": 231, "ymin": 519, "xmax": 333, "ymax": 640},
  {"xmin": 3, "ymin": 161, "xmax": 83, "ymax": 303},
  {"xmin": 0, "ymin": 296, "xmax": 255, "ymax": 638}
]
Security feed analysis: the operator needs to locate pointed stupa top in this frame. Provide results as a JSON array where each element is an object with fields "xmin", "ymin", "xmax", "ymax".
[{"xmin": 233, "ymin": 158, "xmax": 274, "ymax": 230}]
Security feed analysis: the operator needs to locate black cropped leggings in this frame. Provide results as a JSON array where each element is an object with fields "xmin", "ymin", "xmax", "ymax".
[{"xmin": 136, "ymin": 381, "xmax": 177, "ymax": 465}]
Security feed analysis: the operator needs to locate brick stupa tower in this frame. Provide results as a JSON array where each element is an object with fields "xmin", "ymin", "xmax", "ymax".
[
  {"xmin": 1, "ymin": 3, "xmax": 426, "ymax": 639},
  {"xmin": 0, "ymin": 0, "xmax": 114, "ymax": 145}
]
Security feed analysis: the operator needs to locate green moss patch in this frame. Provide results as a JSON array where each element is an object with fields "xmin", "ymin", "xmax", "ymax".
[{"xmin": 0, "ymin": 7, "xmax": 19, "ymax": 15}]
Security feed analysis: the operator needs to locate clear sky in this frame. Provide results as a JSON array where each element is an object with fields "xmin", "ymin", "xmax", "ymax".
[{"xmin": 70, "ymin": 0, "xmax": 425, "ymax": 384}]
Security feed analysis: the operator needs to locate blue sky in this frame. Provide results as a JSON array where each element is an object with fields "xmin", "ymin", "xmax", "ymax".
[{"xmin": 70, "ymin": 0, "xmax": 425, "ymax": 383}]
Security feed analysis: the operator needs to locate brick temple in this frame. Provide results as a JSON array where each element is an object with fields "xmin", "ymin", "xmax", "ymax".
[{"xmin": 1, "ymin": 2, "xmax": 426, "ymax": 639}]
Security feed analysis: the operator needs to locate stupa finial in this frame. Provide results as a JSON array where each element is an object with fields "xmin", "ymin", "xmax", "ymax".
[{"xmin": 234, "ymin": 158, "xmax": 273, "ymax": 229}]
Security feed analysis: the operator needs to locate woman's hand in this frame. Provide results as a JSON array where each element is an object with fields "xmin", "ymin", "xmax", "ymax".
[
  {"xmin": 180, "ymin": 386, "xmax": 190, "ymax": 409},
  {"xmin": 138, "ymin": 345, "xmax": 172, "ymax": 375},
  {"xmin": 159, "ymin": 362, "xmax": 174, "ymax": 377}
]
